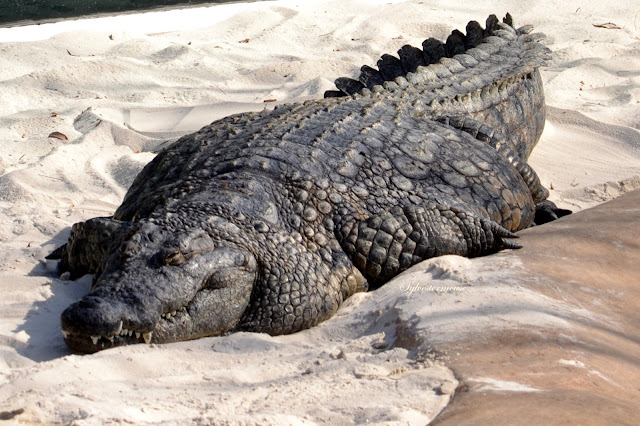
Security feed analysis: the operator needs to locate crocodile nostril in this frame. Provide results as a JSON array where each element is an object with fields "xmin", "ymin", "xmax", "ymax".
[{"xmin": 60, "ymin": 296, "xmax": 123, "ymax": 337}]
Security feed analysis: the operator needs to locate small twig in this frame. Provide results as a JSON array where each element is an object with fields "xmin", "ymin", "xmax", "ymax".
[
  {"xmin": 211, "ymin": 83, "xmax": 226, "ymax": 95},
  {"xmin": 593, "ymin": 22, "xmax": 621, "ymax": 30},
  {"xmin": 38, "ymin": 174, "xmax": 65, "ymax": 182}
]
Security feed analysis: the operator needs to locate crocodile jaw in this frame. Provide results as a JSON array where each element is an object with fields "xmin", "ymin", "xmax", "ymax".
[
  {"xmin": 60, "ymin": 245, "xmax": 257, "ymax": 354},
  {"xmin": 61, "ymin": 286, "xmax": 253, "ymax": 353}
]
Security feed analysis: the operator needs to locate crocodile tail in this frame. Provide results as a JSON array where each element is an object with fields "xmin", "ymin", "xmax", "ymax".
[
  {"xmin": 325, "ymin": 14, "xmax": 550, "ymax": 163},
  {"xmin": 324, "ymin": 13, "xmax": 549, "ymax": 99}
]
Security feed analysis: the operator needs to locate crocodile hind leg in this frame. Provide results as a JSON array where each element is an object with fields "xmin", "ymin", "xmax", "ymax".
[
  {"xmin": 435, "ymin": 116, "xmax": 573, "ymax": 224},
  {"xmin": 335, "ymin": 204, "xmax": 520, "ymax": 287},
  {"xmin": 436, "ymin": 115, "xmax": 550, "ymax": 204},
  {"xmin": 46, "ymin": 217, "xmax": 137, "ymax": 279}
]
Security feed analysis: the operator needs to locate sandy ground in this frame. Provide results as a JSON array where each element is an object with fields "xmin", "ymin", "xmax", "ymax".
[{"xmin": 0, "ymin": 0, "xmax": 638, "ymax": 424}]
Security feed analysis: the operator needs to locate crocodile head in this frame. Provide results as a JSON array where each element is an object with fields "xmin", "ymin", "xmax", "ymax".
[{"xmin": 60, "ymin": 221, "xmax": 257, "ymax": 353}]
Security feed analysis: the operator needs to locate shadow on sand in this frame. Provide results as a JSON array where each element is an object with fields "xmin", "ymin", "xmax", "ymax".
[{"xmin": 14, "ymin": 228, "xmax": 91, "ymax": 361}]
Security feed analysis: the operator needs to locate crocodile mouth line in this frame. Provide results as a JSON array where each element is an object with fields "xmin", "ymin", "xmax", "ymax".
[{"xmin": 61, "ymin": 307, "xmax": 188, "ymax": 350}]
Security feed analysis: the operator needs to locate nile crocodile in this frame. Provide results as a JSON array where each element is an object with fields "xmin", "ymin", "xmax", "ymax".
[{"xmin": 48, "ymin": 14, "xmax": 569, "ymax": 353}]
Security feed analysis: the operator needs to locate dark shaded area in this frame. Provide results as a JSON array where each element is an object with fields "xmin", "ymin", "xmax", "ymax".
[
  {"xmin": 0, "ymin": 0, "xmax": 262, "ymax": 27},
  {"xmin": 0, "ymin": 408, "xmax": 25, "ymax": 420}
]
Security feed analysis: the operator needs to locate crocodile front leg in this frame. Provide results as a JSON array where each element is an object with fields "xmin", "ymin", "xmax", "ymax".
[
  {"xmin": 236, "ymin": 229, "xmax": 367, "ymax": 335},
  {"xmin": 46, "ymin": 217, "xmax": 137, "ymax": 280}
]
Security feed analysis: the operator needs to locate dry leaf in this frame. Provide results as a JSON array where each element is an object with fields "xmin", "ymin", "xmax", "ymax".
[
  {"xmin": 239, "ymin": 38, "xmax": 250, "ymax": 43},
  {"xmin": 593, "ymin": 22, "xmax": 621, "ymax": 29},
  {"xmin": 50, "ymin": 111, "xmax": 57, "ymax": 117},
  {"xmin": 48, "ymin": 131, "xmax": 68, "ymax": 141}
]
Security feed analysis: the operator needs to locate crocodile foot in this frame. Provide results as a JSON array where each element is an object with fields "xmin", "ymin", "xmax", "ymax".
[{"xmin": 534, "ymin": 200, "xmax": 572, "ymax": 225}]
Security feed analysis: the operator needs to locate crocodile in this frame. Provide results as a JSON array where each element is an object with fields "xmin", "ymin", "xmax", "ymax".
[{"xmin": 48, "ymin": 14, "xmax": 569, "ymax": 353}]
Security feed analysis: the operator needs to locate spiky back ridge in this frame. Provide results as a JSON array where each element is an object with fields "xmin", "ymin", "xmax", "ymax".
[{"xmin": 324, "ymin": 13, "xmax": 550, "ymax": 101}]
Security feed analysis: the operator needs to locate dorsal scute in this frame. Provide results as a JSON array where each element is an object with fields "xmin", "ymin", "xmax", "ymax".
[{"xmin": 324, "ymin": 13, "xmax": 549, "ymax": 101}]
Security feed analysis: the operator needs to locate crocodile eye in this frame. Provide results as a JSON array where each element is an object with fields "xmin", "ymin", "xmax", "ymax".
[{"xmin": 162, "ymin": 250, "xmax": 185, "ymax": 266}]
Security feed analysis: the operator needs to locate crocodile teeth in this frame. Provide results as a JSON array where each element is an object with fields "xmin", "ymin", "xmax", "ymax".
[
  {"xmin": 115, "ymin": 321, "xmax": 123, "ymax": 336},
  {"xmin": 135, "ymin": 332, "xmax": 141, "ymax": 339},
  {"xmin": 143, "ymin": 332, "xmax": 153, "ymax": 344},
  {"xmin": 62, "ymin": 330, "xmax": 70, "ymax": 339},
  {"xmin": 91, "ymin": 335, "xmax": 100, "ymax": 345},
  {"xmin": 121, "ymin": 328, "xmax": 129, "ymax": 336},
  {"xmin": 162, "ymin": 309, "xmax": 183, "ymax": 319}
]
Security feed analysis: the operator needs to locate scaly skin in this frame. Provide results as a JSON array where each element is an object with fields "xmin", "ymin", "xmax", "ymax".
[{"xmin": 49, "ymin": 14, "xmax": 564, "ymax": 353}]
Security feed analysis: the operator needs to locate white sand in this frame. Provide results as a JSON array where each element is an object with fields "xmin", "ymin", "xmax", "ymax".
[{"xmin": 0, "ymin": 0, "xmax": 638, "ymax": 423}]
